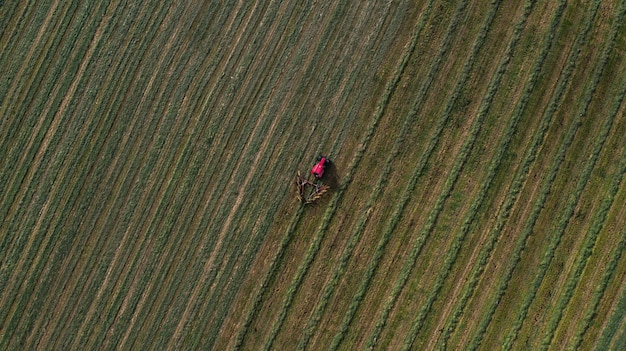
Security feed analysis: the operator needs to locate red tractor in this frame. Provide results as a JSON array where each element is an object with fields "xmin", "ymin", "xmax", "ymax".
[{"xmin": 311, "ymin": 155, "xmax": 330, "ymax": 179}]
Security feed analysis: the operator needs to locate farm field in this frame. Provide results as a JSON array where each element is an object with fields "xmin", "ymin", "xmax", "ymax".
[{"xmin": 1, "ymin": 0, "xmax": 626, "ymax": 350}]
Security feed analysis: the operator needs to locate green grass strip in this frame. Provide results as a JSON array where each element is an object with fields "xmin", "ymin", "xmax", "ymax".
[
  {"xmin": 329, "ymin": 1, "xmax": 473, "ymax": 349},
  {"xmin": 465, "ymin": 1, "xmax": 603, "ymax": 349},
  {"xmin": 434, "ymin": 1, "xmax": 569, "ymax": 349},
  {"xmin": 568, "ymin": 226, "xmax": 626, "ymax": 350},
  {"xmin": 501, "ymin": 4, "xmax": 623, "ymax": 349},
  {"xmin": 594, "ymin": 278, "xmax": 626, "ymax": 350},
  {"xmin": 399, "ymin": 1, "xmax": 536, "ymax": 349},
  {"xmin": 538, "ymin": 35, "xmax": 626, "ymax": 351}
]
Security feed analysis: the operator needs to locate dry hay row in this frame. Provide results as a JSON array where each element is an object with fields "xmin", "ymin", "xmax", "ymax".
[
  {"xmin": 0, "ymin": 1, "xmax": 37, "ymax": 77},
  {"xmin": 230, "ymin": 0, "xmax": 434, "ymax": 348},
  {"xmin": 144, "ymin": 1, "xmax": 336, "ymax": 348},
  {"xmin": 76, "ymin": 4, "xmax": 249, "ymax": 348},
  {"xmin": 22, "ymin": 0, "xmax": 155, "ymax": 348},
  {"xmin": 0, "ymin": 0, "xmax": 42, "ymax": 143},
  {"xmin": 462, "ymin": 0, "xmax": 605, "ymax": 348},
  {"xmin": 71, "ymin": 3, "xmax": 231, "ymax": 350},
  {"xmin": 113, "ymin": 2, "xmax": 270, "ymax": 348},
  {"xmin": 29, "ymin": 2, "xmax": 194, "ymax": 350},
  {"xmin": 258, "ymin": 0, "xmax": 467, "ymax": 348},
  {"xmin": 397, "ymin": 1, "xmax": 537, "ymax": 349},
  {"xmin": 133, "ymin": 0, "xmax": 322, "ymax": 348},
  {"xmin": 50, "ymin": 3, "xmax": 211, "ymax": 349},
  {"xmin": 228, "ymin": 0, "xmax": 392, "ymax": 348},
  {"xmin": 84, "ymin": 0, "xmax": 296, "ymax": 346},
  {"xmin": 257, "ymin": 1, "xmax": 406, "ymax": 350},
  {"xmin": 204, "ymin": 0, "xmax": 400, "ymax": 347},
  {"xmin": 27, "ymin": 2, "xmax": 194, "ymax": 349}
]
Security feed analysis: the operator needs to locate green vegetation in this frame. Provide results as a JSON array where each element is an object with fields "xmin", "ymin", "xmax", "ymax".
[{"xmin": 1, "ymin": 1, "xmax": 625, "ymax": 350}]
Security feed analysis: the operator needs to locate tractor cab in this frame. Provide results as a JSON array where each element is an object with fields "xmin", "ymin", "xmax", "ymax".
[{"xmin": 311, "ymin": 156, "xmax": 329, "ymax": 179}]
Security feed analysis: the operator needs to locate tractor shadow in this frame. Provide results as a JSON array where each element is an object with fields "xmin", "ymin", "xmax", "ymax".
[{"xmin": 323, "ymin": 161, "xmax": 340, "ymax": 191}]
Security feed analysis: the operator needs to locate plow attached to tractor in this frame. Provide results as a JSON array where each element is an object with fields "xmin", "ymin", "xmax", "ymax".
[
  {"xmin": 295, "ymin": 155, "xmax": 332, "ymax": 204},
  {"xmin": 295, "ymin": 171, "xmax": 330, "ymax": 204}
]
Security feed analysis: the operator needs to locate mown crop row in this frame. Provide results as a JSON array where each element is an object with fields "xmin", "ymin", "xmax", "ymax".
[
  {"xmin": 98, "ymin": 2, "xmax": 285, "ymax": 348},
  {"xmin": 25, "ymin": 4, "xmax": 169, "ymax": 348},
  {"xmin": 104, "ymin": 3, "xmax": 248, "ymax": 348},
  {"xmin": 434, "ymin": 1, "xmax": 569, "ymax": 349},
  {"xmin": 0, "ymin": 2, "xmax": 115, "ymax": 347},
  {"xmin": 133, "ymin": 4, "xmax": 279, "ymax": 345},
  {"xmin": 501, "ymin": 5, "xmax": 622, "ymax": 348},
  {"xmin": 56, "ymin": 5, "xmax": 203, "ymax": 348},
  {"xmin": 219, "ymin": 2, "xmax": 409, "ymax": 347},
  {"xmin": 258, "ymin": 3, "xmax": 401, "ymax": 351},
  {"xmin": 568, "ymin": 203, "xmax": 626, "ymax": 351},
  {"xmin": 557, "ymin": 142, "xmax": 626, "ymax": 350},
  {"xmin": 115, "ymin": 2, "xmax": 313, "ymax": 348},
  {"xmin": 0, "ymin": 0, "xmax": 65, "ymax": 165},
  {"xmin": 592, "ymin": 246, "xmax": 626, "ymax": 350},
  {"xmin": 0, "ymin": 2, "xmax": 37, "ymax": 81},
  {"xmin": 292, "ymin": 4, "xmax": 440, "ymax": 347},
  {"xmin": 151, "ymin": 4, "xmax": 331, "ymax": 348},
  {"xmin": 465, "ymin": 1, "xmax": 604, "ymax": 349},
  {"xmin": 537, "ymin": 29, "xmax": 626, "ymax": 351},
  {"xmin": 361, "ymin": 0, "xmax": 516, "ymax": 348},
  {"xmin": 111, "ymin": 18, "xmax": 255, "ymax": 351},
  {"xmin": 0, "ymin": 0, "xmax": 82, "ymax": 280},
  {"xmin": 228, "ymin": 2, "xmax": 394, "ymax": 348},
  {"xmin": 264, "ymin": 0, "xmax": 421, "ymax": 342},
  {"xmin": 328, "ymin": 1, "xmax": 474, "ymax": 349},
  {"xmin": 42, "ymin": 2, "xmax": 207, "ymax": 350},
  {"xmin": 21, "ymin": 2, "xmax": 165, "ymax": 348},
  {"xmin": 398, "ymin": 1, "xmax": 537, "ymax": 349}
]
